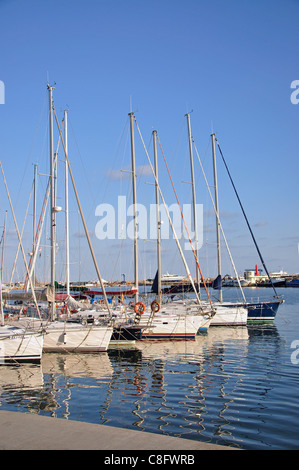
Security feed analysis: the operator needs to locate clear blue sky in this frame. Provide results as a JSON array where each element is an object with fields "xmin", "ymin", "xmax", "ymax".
[{"xmin": 0, "ymin": 0, "xmax": 298, "ymax": 283}]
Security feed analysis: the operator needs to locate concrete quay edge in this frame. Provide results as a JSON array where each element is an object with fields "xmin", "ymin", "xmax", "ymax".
[{"xmin": 0, "ymin": 410, "xmax": 237, "ymax": 451}]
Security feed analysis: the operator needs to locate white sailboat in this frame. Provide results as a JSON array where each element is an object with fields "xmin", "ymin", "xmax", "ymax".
[
  {"xmin": 45, "ymin": 87, "xmax": 113, "ymax": 351},
  {"xmin": 208, "ymin": 132, "xmax": 247, "ymax": 326},
  {"xmin": 133, "ymin": 299, "xmax": 212, "ymax": 339},
  {"xmin": 0, "ymin": 324, "xmax": 43, "ymax": 364},
  {"xmin": 0, "ymin": 280, "xmax": 43, "ymax": 363},
  {"xmin": 187, "ymin": 120, "xmax": 248, "ymax": 326},
  {"xmin": 0, "ymin": 188, "xmax": 43, "ymax": 363},
  {"xmin": 15, "ymin": 86, "xmax": 113, "ymax": 352},
  {"xmin": 146, "ymin": 116, "xmax": 246, "ymax": 328},
  {"xmin": 126, "ymin": 117, "xmax": 214, "ymax": 338}
]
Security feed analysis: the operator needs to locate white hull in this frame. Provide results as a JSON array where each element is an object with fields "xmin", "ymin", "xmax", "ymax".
[
  {"xmin": 60, "ymin": 301, "xmax": 213, "ymax": 340},
  {"xmin": 138, "ymin": 313, "xmax": 211, "ymax": 339},
  {"xmin": 8, "ymin": 319, "xmax": 113, "ymax": 353},
  {"xmin": 154, "ymin": 301, "xmax": 213, "ymax": 332},
  {"xmin": 0, "ymin": 326, "xmax": 43, "ymax": 363},
  {"xmin": 42, "ymin": 322, "xmax": 113, "ymax": 352},
  {"xmin": 119, "ymin": 298, "xmax": 213, "ymax": 339},
  {"xmin": 210, "ymin": 304, "xmax": 248, "ymax": 326}
]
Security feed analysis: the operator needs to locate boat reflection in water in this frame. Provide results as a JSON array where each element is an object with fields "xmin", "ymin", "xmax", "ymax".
[
  {"xmin": 0, "ymin": 324, "xmax": 283, "ymax": 449},
  {"xmin": 106, "ymin": 327, "xmax": 251, "ymax": 438},
  {"xmin": 0, "ymin": 362, "xmax": 44, "ymax": 392}
]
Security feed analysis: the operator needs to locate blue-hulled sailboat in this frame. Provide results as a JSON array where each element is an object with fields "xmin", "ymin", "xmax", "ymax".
[{"xmin": 213, "ymin": 137, "xmax": 284, "ymax": 321}]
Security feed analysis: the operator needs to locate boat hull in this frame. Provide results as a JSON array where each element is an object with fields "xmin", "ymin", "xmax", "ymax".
[
  {"xmin": 222, "ymin": 299, "xmax": 283, "ymax": 322},
  {"xmin": 139, "ymin": 314, "xmax": 211, "ymax": 339},
  {"xmin": 9, "ymin": 318, "xmax": 113, "ymax": 352},
  {"xmin": 0, "ymin": 326, "xmax": 43, "ymax": 363},
  {"xmin": 42, "ymin": 322, "xmax": 113, "ymax": 352},
  {"xmin": 246, "ymin": 300, "xmax": 282, "ymax": 321},
  {"xmin": 111, "ymin": 325, "xmax": 142, "ymax": 341},
  {"xmin": 210, "ymin": 305, "xmax": 248, "ymax": 326}
]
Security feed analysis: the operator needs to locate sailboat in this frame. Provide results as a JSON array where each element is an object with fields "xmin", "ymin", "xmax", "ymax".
[
  {"xmin": 150, "ymin": 116, "xmax": 247, "ymax": 327},
  {"xmin": 0, "ymin": 324, "xmax": 43, "ymax": 364},
  {"xmin": 0, "ymin": 273, "xmax": 44, "ymax": 363},
  {"xmin": 197, "ymin": 132, "xmax": 283, "ymax": 322},
  {"xmin": 126, "ymin": 117, "xmax": 214, "ymax": 338},
  {"xmin": 15, "ymin": 86, "xmax": 113, "ymax": 352},
  {"xmin": 0, "ymin": 170, "xmax": 44, "ymax": 363},
  {"xmin": 184, "ymin": 115, "xmax": 247, "ymax": 326}
]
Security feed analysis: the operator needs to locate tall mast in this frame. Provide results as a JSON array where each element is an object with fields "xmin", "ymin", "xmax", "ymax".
[
  {"xmin": 153, "ymin": 130, "xmax": 161, "ymax": 304},
  {"xmin": 64, "ymin": 110, "xmax": 70, "ymax": 296},
  {"xmin": 52, "ymin": 107, "xmax": 112, "ymax": 318},
  {"xmin": 0, "ymin": 162, "xmax": 42, "ymax": 321},
  {"xmin": 0, "ymin": 205, "xmax": 6, "ymax": 326},
  {"xmin": 48, "ymin": 84, "xmax": 56, "ymax": 321},
  {"xmin": 211, "ymin": 133, "xmax": 223, "ymax": 303},
  {"xmin": 129, "ymin": 112, "xmax": 138, "ymax": 303},
  {"xmin": 186, "ymin": 113, "xmax": 199, "ymax": 291},
  {"xmin": 1, "ymin": 210, "xmax": 7, "ymax": 284},
  {"xmin": 32, "ymin": 164, "xmax": 37, "ymax": 288},
  {"xmin": 0, "ymin": 252, "xmax": 4, "ymax": 326},
  {"xmin": 133, "ymin": 119, "xmax": 204, "ymax": 307}
]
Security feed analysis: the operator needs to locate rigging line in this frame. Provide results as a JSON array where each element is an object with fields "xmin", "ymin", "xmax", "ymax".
[
  {"xmin": 156, "ymin": 134, "xmax": 213, "ymax": 307},
  {"xmin": 10, "ymin": 182, "xmax": 34, "ymax": 285},
  {"xmin": 215, "ymin": 138, "xmax": 279, "ymax": 298},
  {"xmin": 66, "ymin": 115, "xmax": 99, "ymax": 223},
  {"xmin": 14, "ymin": 93, "xmax": 48, "ymax": 211},
  {"xmin": 192, "ymin": 139, "xmax": 247, "ymax": 303},
  {"xmin": 107, "ymin": 120, "xmax": 135, "ymax": 283},
  {"xmin": 24, "ymin": 172, "xmax": 51, "ymax": 290},
  {"xmin": 0, "ymin": 162, "xmax": 42, "ymax": 322},
  {"xmin": 24, "ymin": 120, "xmax": 63, "ymax": 290},
  {"xmin": 68, "ymin": 114, "xmax": 128, "ymax": 220}
]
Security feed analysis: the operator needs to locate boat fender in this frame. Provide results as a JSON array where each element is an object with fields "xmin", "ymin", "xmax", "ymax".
[
  {"xmin": 151, "ymin": 300, "xmax": 160, "ymax": 313},
  {"xmin": 134, "ymin": 302, "xmax": 145, "ymax": 315}
]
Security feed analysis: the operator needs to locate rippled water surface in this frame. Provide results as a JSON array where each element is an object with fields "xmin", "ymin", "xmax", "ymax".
[{"xmin": 1, "ymin": 288, "xmax": 299, "ymax": 450}]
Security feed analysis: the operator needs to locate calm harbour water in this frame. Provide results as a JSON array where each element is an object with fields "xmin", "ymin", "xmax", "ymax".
[{"xmin": 1, "ymin": 287, "xmax": 299, "ymax": 450}]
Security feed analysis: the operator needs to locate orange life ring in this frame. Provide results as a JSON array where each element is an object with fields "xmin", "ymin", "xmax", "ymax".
[
  {"xmin": 60, "ymin": 305, "xmax": 67, "ymax": 315},
  {"xmin": 134, "ymin": 302, "xmax": 145, "ymax": 315},
  {"xmin": 151, "ymin": 300, "xmax": 160, "ymax": 313}
]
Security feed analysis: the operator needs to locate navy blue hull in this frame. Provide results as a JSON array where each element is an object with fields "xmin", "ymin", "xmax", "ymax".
[
  {"xmin": 224, "ymin": 299, "xmax": 283, "ymax": 322},
  {"xmin": 246, "ymin": 300, "xmax": 282, "ymax": 321}
]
